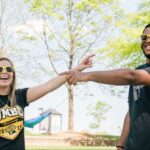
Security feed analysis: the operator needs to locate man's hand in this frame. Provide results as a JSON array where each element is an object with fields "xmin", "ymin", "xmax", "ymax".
[
  {"xmin": 62, "ymin": 71, "xmax": 89, "ymax": 84},
  {"xmin": 73, "ymin": 54, "xmax": 95, "ymax": 71}
]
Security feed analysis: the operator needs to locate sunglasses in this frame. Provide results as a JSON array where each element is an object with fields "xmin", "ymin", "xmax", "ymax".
[
  {"xmin": 0, "ymin": 66, "xmax": 14, "ymax": 73},
  {"xmin": 141, "ymin": 34, "xmax": 150, "ymax": 41}
]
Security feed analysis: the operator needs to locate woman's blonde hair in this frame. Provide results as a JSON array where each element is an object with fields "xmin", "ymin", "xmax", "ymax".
[{"xmin": 0, "ymin": 57, "xmax": 16, "ymax": 106}]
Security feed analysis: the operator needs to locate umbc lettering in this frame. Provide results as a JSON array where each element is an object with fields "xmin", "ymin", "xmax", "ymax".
[{"xmin": 0, "ymin": 105, "xmax": 23, "ymax": 120}]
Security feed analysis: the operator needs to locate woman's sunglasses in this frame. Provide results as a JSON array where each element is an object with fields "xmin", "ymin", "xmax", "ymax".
[
  {"xmin": 0, "ymin": 66, "xmax": 14, "ymax": 73},
  {"xmin": 141, "ymin": 34, "xmax": 150, "ymax": 41}
]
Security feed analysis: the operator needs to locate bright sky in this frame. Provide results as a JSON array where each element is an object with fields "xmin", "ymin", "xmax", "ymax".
[
  {"xmin": 121, "ymin": 0, "xmax": 140, "ymax": 12},
  {"xmin": 23, "ymin": 0, "xmax": 140, "ymax": 136}
]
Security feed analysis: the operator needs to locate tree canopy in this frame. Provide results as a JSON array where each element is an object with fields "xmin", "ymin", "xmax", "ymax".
[{"xmin": 99, "ymin": 0, "xmax": 150, "ymax": 68}]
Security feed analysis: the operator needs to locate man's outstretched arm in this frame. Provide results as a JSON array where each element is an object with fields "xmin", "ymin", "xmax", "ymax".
[{"xmin": 60, "ymin": 68, "xmax": 150, "ymax": 85}]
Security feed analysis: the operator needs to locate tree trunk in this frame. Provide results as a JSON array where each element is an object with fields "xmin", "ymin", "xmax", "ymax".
[
  {"xmin": 67, "ymin": 84, "xmax": 74, "ymax": 131},
  {"xmin": 67, "ymin": 0, "xmax": 74, "ymax": 131}
]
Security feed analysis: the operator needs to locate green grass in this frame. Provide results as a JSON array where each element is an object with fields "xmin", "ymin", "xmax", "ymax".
[{"xmin": 26, "ymin": 146, "xmax": 115, "ymax": 150}]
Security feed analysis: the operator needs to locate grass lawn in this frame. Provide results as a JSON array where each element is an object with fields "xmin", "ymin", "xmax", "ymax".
[
  {"xmin": 25, "ymin": 131, "xmax": 118, "ymax": 150},
  {"xmin": 26, "ymin": 146, "xmax": 116, "ymax": 150}
]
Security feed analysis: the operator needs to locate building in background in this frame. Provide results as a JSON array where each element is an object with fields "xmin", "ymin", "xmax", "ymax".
[{"xmin": 38, "ymin": 107, "xmax": 62, "ymax": 133}]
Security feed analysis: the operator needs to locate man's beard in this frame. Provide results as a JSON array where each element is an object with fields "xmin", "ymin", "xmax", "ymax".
[{"xmin": 142, "ymin": 49, "xmax": 150, "ymax": 59}]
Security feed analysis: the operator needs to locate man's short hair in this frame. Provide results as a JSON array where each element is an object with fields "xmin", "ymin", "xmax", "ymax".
[{"xmin": 143, "ymin": 24, "xmax": 150, "ymax": 33}]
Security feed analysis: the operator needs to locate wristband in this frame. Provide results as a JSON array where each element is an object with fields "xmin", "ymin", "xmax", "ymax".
[{"xmin": 116, "ymin": 145, "xmax": 124, "ymax": 149}]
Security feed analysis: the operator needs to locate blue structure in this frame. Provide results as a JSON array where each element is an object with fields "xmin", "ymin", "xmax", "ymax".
[{"xmin": 24, "ymin": 112, "xmax": 50, "ymax": 128}]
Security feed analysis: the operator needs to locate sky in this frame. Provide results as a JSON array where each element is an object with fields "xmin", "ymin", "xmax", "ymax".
[
  {"xmin": 121, "ymin": 0, "xmax": 141, "ymax": 12},
  {"xmin": 23, "ymin": 0, "xmax": 141, "ymax": 136}
]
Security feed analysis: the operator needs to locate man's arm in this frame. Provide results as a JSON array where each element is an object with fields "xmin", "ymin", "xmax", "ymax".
[
  {"xmin": 117, "ymin": 111, "xmax": 130, "ymax": 150},
  {"xmin": 61, "ymin": 69, "xmax": 150, "ymax": 85}
]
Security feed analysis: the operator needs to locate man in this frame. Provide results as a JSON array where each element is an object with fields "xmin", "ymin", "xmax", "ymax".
[
  {"xmin": 61, "ymin": 24, "xmax": 150, "ymax": 150},
  {"xmin": 117, "ymin": 24, "xmax": 150, "ymax": 150}
]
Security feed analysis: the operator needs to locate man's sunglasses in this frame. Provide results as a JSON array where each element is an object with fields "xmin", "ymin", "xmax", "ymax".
[
  {"xmin": 0, "ymin": 66, "xmax": 14, "ymax": 73},
  {"xmin": 141, "ymin": 34, "xmax": 150, "ymax": 41}
]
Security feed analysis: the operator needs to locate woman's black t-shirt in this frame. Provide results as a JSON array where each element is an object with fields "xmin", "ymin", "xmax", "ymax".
[{"xmin": 0, "ymin": 88, "xmax": 28, "ymax": 150}]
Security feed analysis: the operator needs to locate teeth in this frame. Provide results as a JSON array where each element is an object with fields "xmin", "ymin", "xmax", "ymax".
[
  {"xmin": 0, "ymin": 74, "xmax": 9, "ymax": 79},
  {"xmin": 0, "ymin": 75, "xmax": 8, "ymax": 78},
  {"xmin": 145, "ymin": 45, "xmax": 150, "ymax": 50},
  {"xmin": 1, "ymin": 77, "xmax": 8, "ymax": 79}
]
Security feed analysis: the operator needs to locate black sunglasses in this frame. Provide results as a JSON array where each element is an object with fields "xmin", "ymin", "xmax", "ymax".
[
  {"xmin": 141, "ymin": 34, "xmax": 150, "ymax": 41},
  {"xmin": 0, "ymin": 66, "xmax": 14, "ymax": 73}
]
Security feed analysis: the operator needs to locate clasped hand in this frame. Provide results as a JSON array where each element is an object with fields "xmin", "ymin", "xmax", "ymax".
[{"xmin": 59, "ymin": 54, "xmax": 94, "ymax": 85}]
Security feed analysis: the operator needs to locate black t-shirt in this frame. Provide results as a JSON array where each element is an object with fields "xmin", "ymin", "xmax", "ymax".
[
  {"xmin": 126, "ymin": 64, "xmax": 150, "ymax": 150},
  {"xmin": 0, "ymin": 88, "xmax": 28, "ymax": 150}
]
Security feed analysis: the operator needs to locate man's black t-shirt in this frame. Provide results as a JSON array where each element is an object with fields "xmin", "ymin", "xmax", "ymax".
[
  {"xmin": 0, "ymin": 88, "xmax": 28, "ymax": 150},
  {"xmin": 126, "ymin": 64, "xmax": 150, "ymax": 150}
]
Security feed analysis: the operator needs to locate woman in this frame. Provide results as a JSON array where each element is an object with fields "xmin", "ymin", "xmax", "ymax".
[{"xmin": 0, "ymin": 55, "xmax": 94, "ymax": 150}]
